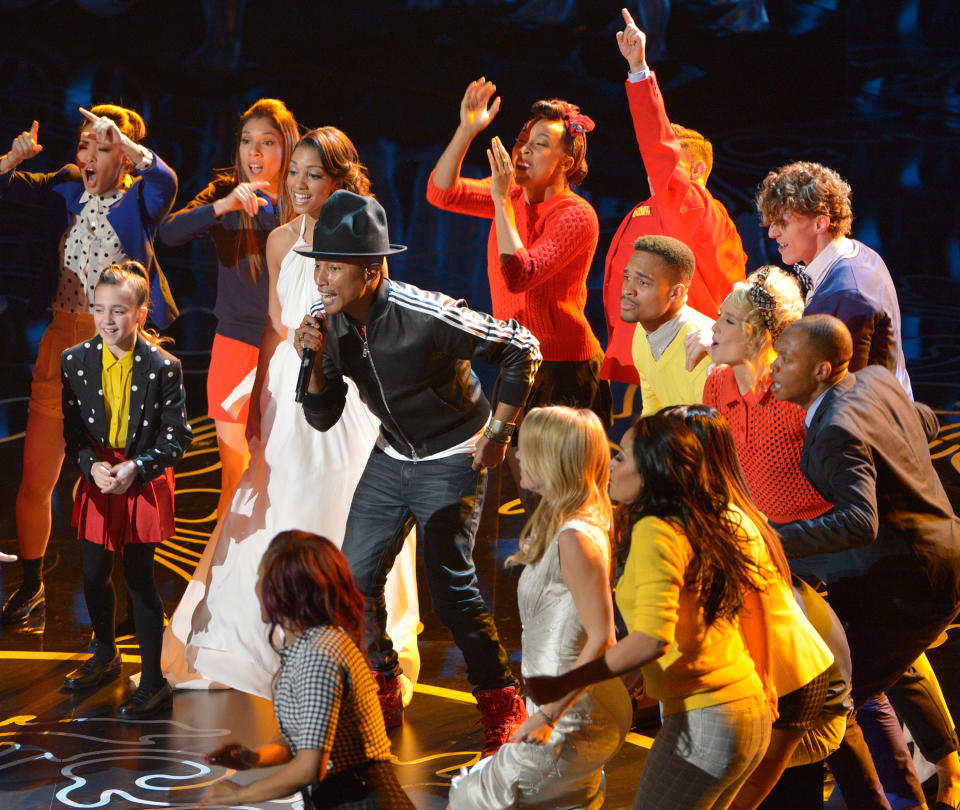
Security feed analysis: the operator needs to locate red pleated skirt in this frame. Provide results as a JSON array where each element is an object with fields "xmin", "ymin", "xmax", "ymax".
[{"xmin": 72, "ymin": 448, "xmax": 175, "ymax": 551}]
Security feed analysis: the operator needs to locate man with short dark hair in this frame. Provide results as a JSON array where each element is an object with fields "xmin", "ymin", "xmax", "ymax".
[
  {"xmin": 601, "ymin": 9, "xmax": 747, "ymax": 385},
  {"xmin": 771, "ymin": 313, "xmax": 960, "ymax": 705},
  {"xmin": 295, "ymin": 190, "xmax": 542, "ymax": 755},
  {"xmin": 623, "ymin": 234, "xmax": 713, "ymax": 416}
]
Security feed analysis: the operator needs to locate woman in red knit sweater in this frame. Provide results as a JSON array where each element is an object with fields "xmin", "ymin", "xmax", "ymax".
[
  {"xmin": 702, "ymin": 266, "xmax": 830, "ymax": 525},
  {"xmin": 428, "ymin": 79, "xmax": 608, "ymax": 504}
]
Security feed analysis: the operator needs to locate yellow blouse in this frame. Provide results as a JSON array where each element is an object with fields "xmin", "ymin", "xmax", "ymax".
[{"xmin": 101, "ymin": 337, "xmax": 136, "ymax": 449}]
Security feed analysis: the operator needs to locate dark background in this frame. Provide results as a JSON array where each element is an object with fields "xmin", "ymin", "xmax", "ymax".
[
  {"xmin": 1, "ymin": 0, "xmax": 959, "ymax": 421},
  {"xmin": 0, "ymin": 7, "xmax": 959, "ymax": 804}
]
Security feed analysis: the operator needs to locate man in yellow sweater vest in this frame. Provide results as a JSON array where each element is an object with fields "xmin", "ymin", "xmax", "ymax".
[{"xmin": 622, "ymin": 235, "xmax": 714, "ymax": 416}]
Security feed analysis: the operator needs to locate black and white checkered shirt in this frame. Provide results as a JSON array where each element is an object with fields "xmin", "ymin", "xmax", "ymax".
[{"xmin": 275, "ymin": 625, "xmax": 390, "ymax": 773}]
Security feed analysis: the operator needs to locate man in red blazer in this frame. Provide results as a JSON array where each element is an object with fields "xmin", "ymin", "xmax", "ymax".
[{"xmin": 601, "ymin": 8, "xmax": 746, "ymax": 385}]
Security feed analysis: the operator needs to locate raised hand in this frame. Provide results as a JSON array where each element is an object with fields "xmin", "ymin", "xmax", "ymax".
[
  {"xmin": 486, "ymin": 136, "xmax": 514, "ymax": 201},
  {"xmin": 460, "ymin": 77, "xmax": 501, "ymax": 137},
  {"xmin": 215, "ymin": 180, "xmax": 272, "ymax": 217},
  {"xmin": 616, "ymin": 7, "xmax": 648, "ymax": 73},
  {"xmin": 79, "ymin": 107, "xmax": 125, "ymax": 146},
  {"xmin": 3, "ymin": 121, "xmax": 43, "ymax": 172}
]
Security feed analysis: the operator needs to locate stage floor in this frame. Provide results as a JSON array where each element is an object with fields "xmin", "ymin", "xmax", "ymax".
[
  {"xmin": 0, "ymin": 401, "xmax": 662, "ymax": 809},
  {"xmin": 2, "ymin": 385, "xmax": 957, "ymax": 809}
]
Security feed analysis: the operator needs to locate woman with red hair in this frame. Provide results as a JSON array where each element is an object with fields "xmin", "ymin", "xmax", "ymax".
[{"xmin": 202, "ymin": 531, "xmax": 414, "ymax": 810}]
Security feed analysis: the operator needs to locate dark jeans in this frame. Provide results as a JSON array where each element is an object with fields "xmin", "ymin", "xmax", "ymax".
[{"xmin": 341, "ymin": 447, "xmax": 512, "ymax": 689}]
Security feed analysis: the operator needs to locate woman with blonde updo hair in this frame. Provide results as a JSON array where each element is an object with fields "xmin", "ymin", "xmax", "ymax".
[
  {"xmin": 703, "ymin": 266, "xmax": 830, "ymax": 525},
  {"xmin": 449, "ymin": 406, "xmax": 631, "ymax": 810}
]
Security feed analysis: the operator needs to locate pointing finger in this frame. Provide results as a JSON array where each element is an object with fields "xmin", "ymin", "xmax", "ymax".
[
  {"xmin": 622, "ymin": 7, "xmax": 636, "ymax": 27},
  {"xmin": 78, "ymin": 106, "xmax": 99, "ymax": 124},
  {"xmin": 29, "ymin": 120, "xmax": 39, "ymax": 140}
]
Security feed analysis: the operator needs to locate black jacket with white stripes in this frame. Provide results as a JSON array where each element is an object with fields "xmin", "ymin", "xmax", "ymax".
[{"xmin": 302, "ymin": 276, "xmax": 541, "ymax": 459}]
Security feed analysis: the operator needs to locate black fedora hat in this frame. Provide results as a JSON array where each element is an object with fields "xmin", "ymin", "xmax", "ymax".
[{"xmin": 294, "ymin": 190, "xmax": 407, "ymax": 260}]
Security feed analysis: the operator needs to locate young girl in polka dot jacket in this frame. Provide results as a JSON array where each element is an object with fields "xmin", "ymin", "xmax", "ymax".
[{"xmin": 60, "ymin": 261, "xmax": 192, "ymax": 718}]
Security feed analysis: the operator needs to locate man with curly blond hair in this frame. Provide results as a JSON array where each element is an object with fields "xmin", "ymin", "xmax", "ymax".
[{"xmin": 756, "ymin": 160, "xmax": 912, "ymax": 396}]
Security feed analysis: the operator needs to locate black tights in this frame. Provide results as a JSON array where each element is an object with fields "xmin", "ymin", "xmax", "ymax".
[{"xmin": 81, "ymin": 539, "xmax": 164, "ymax": 691}]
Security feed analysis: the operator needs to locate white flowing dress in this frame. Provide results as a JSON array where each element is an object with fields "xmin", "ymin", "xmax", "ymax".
[{"xmin": 162, "ymin": 217, "xmax": 420, "ymax": 699}]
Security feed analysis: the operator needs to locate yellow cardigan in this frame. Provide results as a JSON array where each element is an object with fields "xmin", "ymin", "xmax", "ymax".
[{"xmin": 616, "ymin": 515, "xmax": 762, "ymax": 715}]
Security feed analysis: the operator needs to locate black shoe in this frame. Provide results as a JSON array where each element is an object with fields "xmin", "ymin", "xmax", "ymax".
[
  {"xmin": 2, "ymin": 583, "xmax": 45, "ymax": 624},
  {"xmin": 64, "ymin": 651, "xmax": 122, "ymax": 691},
  {"xmin": 118, "ymin": 682, "xmax": 173, "ymax": 719}
]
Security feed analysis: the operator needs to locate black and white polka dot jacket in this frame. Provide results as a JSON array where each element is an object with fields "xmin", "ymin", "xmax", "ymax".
[{"xmin": 61, "ymin": 337, "xmax": 193, "ymax": 485}]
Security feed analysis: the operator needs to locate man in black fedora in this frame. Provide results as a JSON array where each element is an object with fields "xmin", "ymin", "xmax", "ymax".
[{"xmin": 294, "ymin": 190, "xmax": 542, "ymax": 755}]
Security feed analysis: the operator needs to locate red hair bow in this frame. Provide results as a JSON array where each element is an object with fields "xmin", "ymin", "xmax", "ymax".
[{"xmin": 552, "ymin": 101, "xmax": 595, "ymax": 137}]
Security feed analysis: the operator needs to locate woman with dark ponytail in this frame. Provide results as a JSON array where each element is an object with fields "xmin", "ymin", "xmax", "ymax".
[{"xmin": 159, "ymin": 98, "xmax": 299, "ymax": 519}]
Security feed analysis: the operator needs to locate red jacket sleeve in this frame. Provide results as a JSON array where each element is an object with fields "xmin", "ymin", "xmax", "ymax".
[{"xmin": 626, "ymin": 74, "xmax": 747, "ymax": 312}]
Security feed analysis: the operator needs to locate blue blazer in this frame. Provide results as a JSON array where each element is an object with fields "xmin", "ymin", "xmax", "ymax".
[
  {"xmin": 0, "ymin": 153, "xmax": 179, "ymax": 328},
  {"xmin": 805, "ymin": 239, "xmax": 911, "ymax": 397}
]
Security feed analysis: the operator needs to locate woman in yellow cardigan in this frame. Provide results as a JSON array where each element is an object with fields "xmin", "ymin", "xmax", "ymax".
[{"xmin": 526, "ymin": 413, "xmax": 772, "ymax": 809}]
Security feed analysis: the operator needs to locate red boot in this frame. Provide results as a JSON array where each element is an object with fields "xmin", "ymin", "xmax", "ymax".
[
  {"xmin": 372, "ymin": 671, "xmax": 404, "ymax": 729},
  {"xmin": 474, "ymin": 684, "xmax": 527, "ymax": 757}
]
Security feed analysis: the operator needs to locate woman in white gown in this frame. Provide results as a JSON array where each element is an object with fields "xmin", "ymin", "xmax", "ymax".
[{"xmin": 162, "ymin": 128, "xmax": 419, "ymax": 700}]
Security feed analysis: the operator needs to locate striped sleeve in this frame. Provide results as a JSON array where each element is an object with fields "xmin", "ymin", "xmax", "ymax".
[{"xmin": 389, "ymin": 282, "xmax": 541, "ymax": 406}]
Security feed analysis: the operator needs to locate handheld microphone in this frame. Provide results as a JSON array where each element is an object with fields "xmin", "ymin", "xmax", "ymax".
[{"xmin": 295, "ymin": 300, "xmax": 326, "ymax": 403}]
